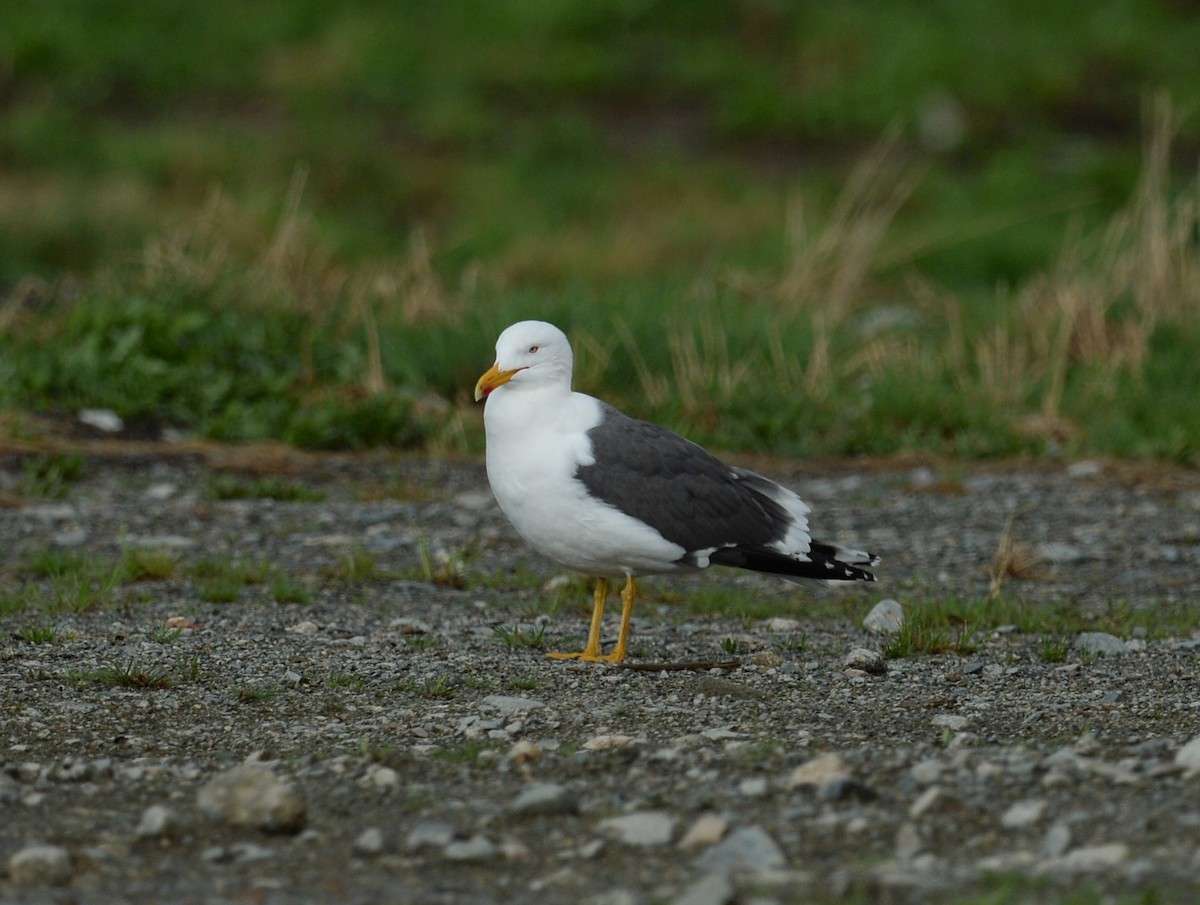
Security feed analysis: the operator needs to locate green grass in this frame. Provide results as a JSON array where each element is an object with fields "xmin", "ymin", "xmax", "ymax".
[
  {"xmin": 270, "ymin": 574, "xmax": 311, "ymax": 604},
  {"xmin": 493, "ymin": 623, "xmax": 547, "ymax": 649},
  {"xmin": 3, "ymin": 3, "xmax": 1200, "ymax": 463},
  {"xmin": 69, "ymin": 660, "xmax": 175, "ymax": 690},
  {"xmin": 20, "ymin": 453, "xmax": 86, "ymax": 498},
  {"xmin": 392, "ymin": 676, "xmax": 458, "ymax": 699},
  {"xmin": 189, "ymin": 555, "xmax": 272, "ymax": 602}
]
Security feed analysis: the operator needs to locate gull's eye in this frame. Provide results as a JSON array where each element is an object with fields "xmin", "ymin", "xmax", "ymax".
[{"xmin": 528, "ymin": 345, "xmax": 539, "ymax": 354}]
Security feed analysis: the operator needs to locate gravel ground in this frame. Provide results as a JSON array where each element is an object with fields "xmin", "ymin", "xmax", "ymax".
[{"xmin": 1, "ymin": 445, "xmax": 1199, "ymax": 904}]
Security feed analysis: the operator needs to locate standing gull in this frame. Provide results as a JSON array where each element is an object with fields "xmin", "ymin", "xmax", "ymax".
[{"xmin": 475, "ymin": 320, "xmax": 878, "ymax": 664}]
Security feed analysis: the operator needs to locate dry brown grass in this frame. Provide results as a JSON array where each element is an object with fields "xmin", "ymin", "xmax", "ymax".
[
  {"xmin": 987, "ymin": 510, "xmax": 1047, "ymax": 601},
  {"xmin": 777, "ymin": 127, "xmax": 921, "ymax": 321}
]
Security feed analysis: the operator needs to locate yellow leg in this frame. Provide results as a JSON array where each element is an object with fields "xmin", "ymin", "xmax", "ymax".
[
  {"xmin": 597, "ymin": 575, "xmax": 636, "ymax": 664},
  {"xmin": 547, "ymin": 577, "xmax": 608, "ymax": 661}
]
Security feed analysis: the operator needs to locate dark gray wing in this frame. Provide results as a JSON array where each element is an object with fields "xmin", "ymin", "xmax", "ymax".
[{"xmin": 574, "ymin": 403, "xmax": 791, "ymax": 553}]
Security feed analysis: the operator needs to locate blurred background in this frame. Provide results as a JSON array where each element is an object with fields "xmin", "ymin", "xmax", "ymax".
[{"xmin": 2, "ymin": 0, "xmax": 1198, "ymax": 462}]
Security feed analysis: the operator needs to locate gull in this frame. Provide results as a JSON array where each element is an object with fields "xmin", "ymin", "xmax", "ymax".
[{"xmin": 475, "ymin": 320, "xmax": 878, "ymax": 663}]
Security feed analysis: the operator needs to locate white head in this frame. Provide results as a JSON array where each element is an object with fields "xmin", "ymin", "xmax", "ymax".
[{"xmin": 474, "ymin": 320, "xmax": 574, "ymax": 401}]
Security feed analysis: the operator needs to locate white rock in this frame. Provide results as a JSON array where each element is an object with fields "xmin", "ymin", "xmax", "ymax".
[
  {"xmin": 406, "ymin": 820, "xmax": 456, "ymax": 851},
  {"xmin": 910, "ymin": 786, "xmax": 961, "ymax": 819},
  {"xmin": 444, "ymin": 835, "xmax": 497, "ymax": 861},
  {"xmin": 78, "ymin": 408, "xmax": 124, "ymax": 432},
  {"xmin": 1039, "ymin": 843, "xmax": 1129, "ymax": 874},
  {"xmin": 931, "ymin": 714, "xmax": 968, "ymax": 731},
  {"xmin": 843, "ymin": 648, "xmax": 887, "ymax": 674},
  {"xmin": 670, "ymin": 871, "xmax": 734, "ymax": 905},
  {"xmin": 1000, "ymin": 799, "xmax": 1047, "ymax": 829},
  {"xmin": 1066, "ymin": 460, "xmax": 1102, "ymax": 479},
  {"xmin": 1039, "ymin": 542, "xmax": 1086, "ymax": 563},
  {"xmin": 583, "ymin": 734, "xmax": 635, "ymax": 751},
  {"xmin": 480, "ymin": 695, "xmax": 546, "ymax": 714},
  {"xmin": 785, "ymin": 752, "xmax": 850, "ymax": 790},
  {"xmin": 909, "ymin": 758, "xmax": 943, "ymax": 785},
  {"xmin": 1075, "ymin": 632, "xmax": 1129, "ymax": 656},
  {"xmin": 7, "ymin": 844, "xmax": 72, "ymax": 885},
  {"xmin": 863, "ymin": 599, "xmax": 905, "ymax": 635},
  {"xmin": 599, "ymin": 812, "xmax": 676, "ymax": 847},
  {"xmin": 1040, "ymin": 822, "xmax": 1072, "ymax": 858},
  {"xmin": 894, "ymin": 822, "xmax": 922, "ymax": 861},
  {"xmin": 366, "ymin": 765, "xmax": 399, "ymax": 791},
  {"xmin": 696, "ymin": 826, "xmax": 786, "ymax": 875},
  {"xmin": 196, "ymin": 765, "xmax": 305, "ymax": 833},
  {"xmin": 354, "ymin": 827, "xmax": 385, "ymax": 855},
  {"xmin": 738, "ymin": 777, "xmax": 768, "ymax": 797},
  {"xmin": 134, "ymin": 804, "xmax": 178, "ymax": 840},
  {"xmin": 509, "ymin": 783, "xmax": 577, "ymax": 817},
  {"xmin": 1174, "ymin": 735, "xmax": 1200, "ymax": 773},
  {"xmin": 679, "ymin": 814, "xmax": 730, "ymax": 851}
]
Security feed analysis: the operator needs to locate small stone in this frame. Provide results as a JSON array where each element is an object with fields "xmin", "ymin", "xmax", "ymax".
[
  {"xmin": 1074, "ymin": 632, "xmax": 1129, "ymax": 657},
  {"xmin": 931, "ymin": 714, "xmax": 968, "ymax": 731},
  {"xmin": 479, "ymin": 695, "xmax": 546, "ymax": 715},
  {"xmin": 1040, "ymin": 822, "xmax": 1072, "ymax": 858},
  {"xmin": 1066, "ymin": 460, "xmax": 1102, "ymax": 479},
  {"xmin": 670, "ymin": 871, "xmax": 734, "ymax": 905},
  {"xmin": 909, "ymin": 758, "xmax": 943, "ymax": 786},
  {"xmin": 444, "ymin": 835, "xmax": 497, "ymax": 861},
  {"xmin": 406, "ymin": 820, "xmax": 456, "ymax": 851},
  {"xmin": 1041, "ymin": 843, "xmax": 1129, "ymax": 874},
  {"xmin": 288, "ymin": 621, "xmax": 319, "ymax": 634},
  {"xmin": 78, "ymin": 408, "xmax": 124, "ymax": 432},
  {"xmin": 196, "ymin": 765, "xmax": 305, "ymax": 834},
  {"xmin": 134, "ymin": 804, "xmax": 178, "ymax": 840},
  {"xmin": 738, "ymin": 777, "xmax": 768, "ymax": 797},
  {"xmin": 843, "ymin": 648, "xmax": 887, "ymax": 674},
  {"xmin": 863, "ymin": 599, "xmax": 905, "ymax": 635},
  {"xmin": 509, "ymin": 782, "xmax": 578, "ymax": 817},
  {"xmin": 7, "ymin": 844, "xmax": 73, "ymax": 885},
  {"xmin": 583, "ymin": 734, "xmax": 635, "ymax": 751},
  {"xmin": 1174, "ymin": 736, "xmax": 1200, "ymax": 773},
  {"xmin": 909, "ymin": 786, "xmax": 961, "ymax": 819},
  {"xmin": 584, "ymin": 890, "xmax": 638, "ymax": 905},
  {"xmin": 1039, "ymin": 542, "xmax": 1086, "ymax": 563},
  {"xmin": 679, "ymin": 814, "xmax": 730, "ymax": 851},
  {"xmin": 391, "ymin": 617, "xmax": 433, "ymax": 634},
  {"xmin": 1001, "ymin": 799, "xmax": 1047, "ymax": 830},
  {"xmin": 365, "ymin": 765, "xmax": 400, "ymax": 791},
  {"xmin": 599, "ymin": 812, "xmax": 676, "ymax": 847},
  {"xmin": 696, "ymin": 826, "xmax": 786, "ymax": 875},
  {"xmin": 508, "ymin": 740, "xmax": 541, "ymax": 765},
  {"xmin": 750, "ymin": 651, "xmax": 782, "ymax": 669},
  {"xmin": 785, "ymin": 752, "xmax": 850, "ymax": 790},
  {"xmin": 354, "ymin": 827, "xmax": 385, "ymax": 855},
  {"xmin": 894, "ymin": 822, "xmax": 922, "ymax": 861}
]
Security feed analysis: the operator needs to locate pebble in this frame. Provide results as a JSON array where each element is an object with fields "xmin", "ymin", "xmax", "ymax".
[
  {"xmin": 78, "ymin": 408, "xmax": 124, "ymax": 432},
  {"xmin": 444, "ymin": 835, "xmax": 497, "ymax": 861},
  {"xmin": 1000, "ymin": 799, "xmax": 1046, "ymax": 830},
  {"xmin": 1038, "ymin": 542, "xmax": 1086, "ymax": 563},
  {"xmin": 196, "ymin": 765, "xmax": 306, "ymax": 833},
  {"xmin": 1074, "ymin": 632, "xmax": 1129, "ymax": 656},
  {"xmin": 843, "ymin": 648, "xmax": 887, "ymax": 674},
  {"xmin": 1040, "ymin": 822, "xmax": 1072, "ymax": 858},
  {"xmin": 910, "ymin": 787, "xmax": 962, "ymax": 819},
  {"xmin": 1174, "ymin": 735, "xmax": 1200, "ymax": 773},
  {"xmin": 406, "ymin": 820, "xmax": 456, "ymax": 851},
  {"xmin": 1039, "ymin": 843, "xmax": 1129, "ymax": 874},
  {"xmin": 738, "ymin": 777, "xmax": 768, "ymax": 797},
  {"xmin": 7, "ymin": 844, "xmax": 73, "ymax": 885},
  {"xmin": 679, "ymin": 814, "xmax": 730, "ymax": 850},
  {"xmin": 670, "ymin": 871, "xmax": 734, "ymax": 905},
  {"xmin": 599, "ymin": 812, "xmax": 676, "ymax": 847},
  {"xmin": 931, "ymin": 714, "xmax": 968, "ymax": 731},
  {"xmin": 584, "ymin": 734, "xmax": 636, "ymax": 751},
  {"xmin": 696, "ymin": 826, "xmax": 786, "ymax": 875},
  {"xmin": 508, "ymin": 782, "xmax": 578, "ymax": 817},
  {"xmin": 364, "ymin": 765, "xmax": 400, "ymax": 791},
  {"xmin": 134, "ymin": 804, "xmax": 178, "ymax": 840},
  {"xmin": 480, "ymin": 695, "xmax": 546, "ymax": 714},
  {"xmin": 785, "ymin": 752, "xmax": 850, "ymax": 790},
  {"xmin": 354, "ymin": 827, "xmax": 385, "ymax": 855},
  {"xmin": 863, "ymin": 599, "xmax": 905, "ymax": 635}
]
